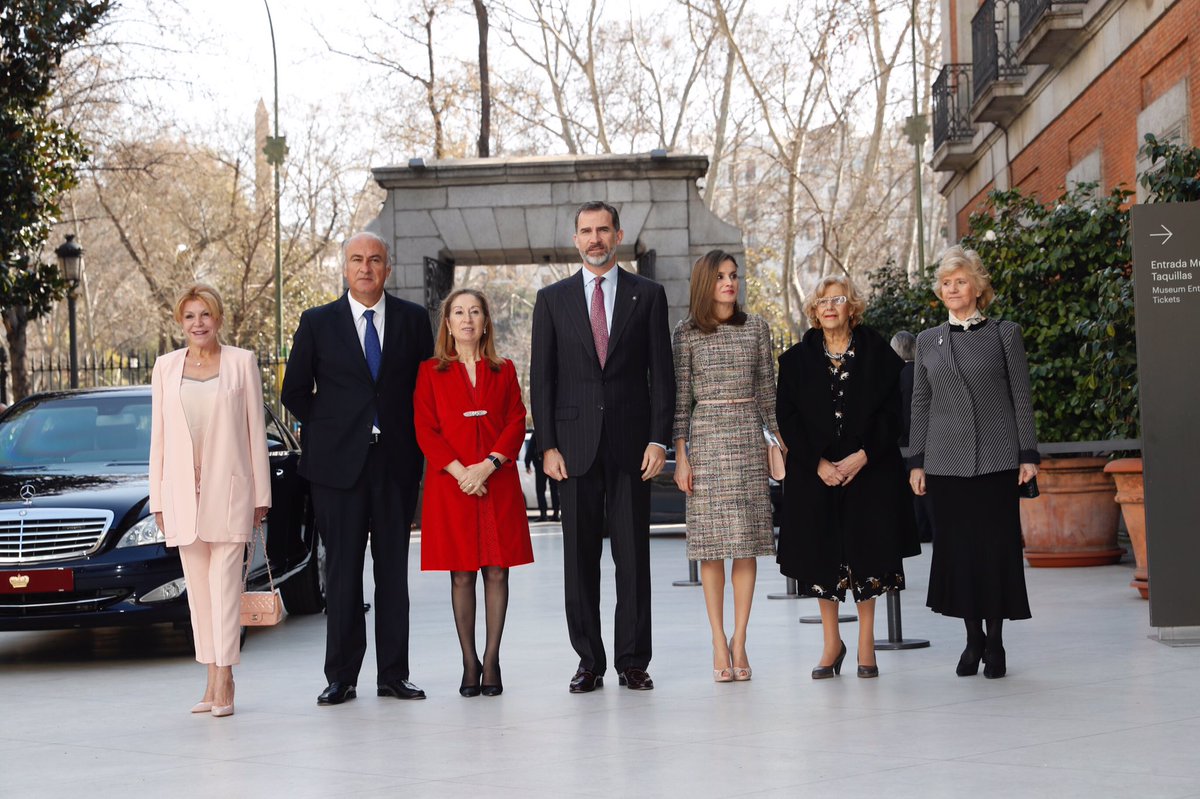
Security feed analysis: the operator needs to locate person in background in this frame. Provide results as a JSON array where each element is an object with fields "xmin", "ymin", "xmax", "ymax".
[
  {"xmin": 891, "ymin": 330, "xmax": 934, "ymax": 544},
  {"xmin": 672, "ymin": 250, "xmax": 779, "ymax": 682},
  {"xmin": 524, "ymin": 428, "xmax": 560, "ymax": 521},
  {"xmin": 415, "ymin": 288, "xmax": 532, "ymax": 698},
  {"xmin": 776, "ymin": 276, "xmax": 913, "ymax": 679},
  {"xmin": 150, "ymin": 283, "xmax": 270, "ymax": 718},
  {"xmin": 908, "ymin": 245, "xmax": 1038, "ymax": 680}
]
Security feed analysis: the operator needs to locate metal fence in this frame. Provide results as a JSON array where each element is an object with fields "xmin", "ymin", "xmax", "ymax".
[{"xmin": 8, "ymin": 350, "xmax": 295, "ymax": 428}]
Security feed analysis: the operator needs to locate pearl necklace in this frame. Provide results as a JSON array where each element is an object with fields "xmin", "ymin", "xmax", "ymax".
[{"xmin": 822, "ymin": 331, "xmax": 854, "ymax": 362}]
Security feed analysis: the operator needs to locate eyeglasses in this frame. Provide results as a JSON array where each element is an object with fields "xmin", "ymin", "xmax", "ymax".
[{"xmin": 815, "ymin": 295, "xmax": 848, "ymax": 308}]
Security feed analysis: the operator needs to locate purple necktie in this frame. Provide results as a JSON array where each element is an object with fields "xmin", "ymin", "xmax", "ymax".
[{"xmin": 590, "ymin": 276, "xmax": 608, "ymax": 368}]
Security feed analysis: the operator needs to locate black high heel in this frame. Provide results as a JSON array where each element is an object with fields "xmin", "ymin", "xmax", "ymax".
[
  {"xmin": 982, "ymin": 618, "xmax": 1006, "ymax": 679},
  {"xmin": 956, "ymin": 646, "xmax": 983, "ymax": 676},
  {"xmin": 481, "ymin": 663, "xmax": 503, "ymax": 696},
  {"xmin": 811, "ymin": 641, "xmax": 846, "ymax": 679},
  {"xmin": 459, "ymin": 659, "xmax": 483, "ymax": 697}
]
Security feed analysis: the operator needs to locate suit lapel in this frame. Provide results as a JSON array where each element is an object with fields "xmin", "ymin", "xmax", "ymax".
[
  {"xmin": 606, "ymin": 267, "xmax": 636, "ymax": 359},
  {"xmin": 381, "ymin": 293, "xmax": 403, "ymax": 372},
  {"xmin": 335, "ymin": 293, "xmax": 374, "ymax": 382},
  {"xmin": 564, "ymin": 271, "xmax": 600, "ymax": 365}
]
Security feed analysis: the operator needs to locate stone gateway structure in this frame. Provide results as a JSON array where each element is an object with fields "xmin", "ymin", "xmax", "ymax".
[{"xmin": 367, "ymin": 153, "xmax": 743, "ymax": 325}]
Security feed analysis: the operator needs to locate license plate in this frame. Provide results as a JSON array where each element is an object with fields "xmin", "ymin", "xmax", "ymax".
[{"xmin": 0, "ymin": 568, "xmax": 74, "ymax": 594}]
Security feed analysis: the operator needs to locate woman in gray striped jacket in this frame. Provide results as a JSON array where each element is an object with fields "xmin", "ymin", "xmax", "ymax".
[{"xmin": 908, "ymin": 245, "xmax": 1039, "ymax": 679}]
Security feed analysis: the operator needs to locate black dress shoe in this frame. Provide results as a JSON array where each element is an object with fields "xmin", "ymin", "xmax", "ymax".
[
  {"xmin": 378, "ymin": 679, "xmax": 427, "ymax": 700},
  {"xmin": 460, "ymin": 660, "xmax": 482, "ymax": 698},
  {"xmin": 811, "ymin": 641, "xmax": 847, "ymax": 680},
  {"xmin": 317, "ymin": 682, "xmax": 357, "ymax": 705},
  {"xmin": 617, "ymin": 667, "xmax": 654, "ymax": 690},
  {"xmin": 537, "ymin": 513, "xmax": 548, "ymax": 521},
  {"xmin": 568, "ymin": 668, "xmax": 603, "ymax": 693},
  {"xmin": 983, "ymin": 647, "xmax": 1007, "ymax": 679}
]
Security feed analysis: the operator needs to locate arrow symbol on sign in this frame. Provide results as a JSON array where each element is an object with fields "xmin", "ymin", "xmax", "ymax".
[{"xmin": 1150, "ymin": 224, "xmax": 1173, "ymax": 245}]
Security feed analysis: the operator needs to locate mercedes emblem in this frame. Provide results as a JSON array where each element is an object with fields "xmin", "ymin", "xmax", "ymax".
[{"xmin": 20, "ymin": 483, "xmax": 35, "ymax": 505}]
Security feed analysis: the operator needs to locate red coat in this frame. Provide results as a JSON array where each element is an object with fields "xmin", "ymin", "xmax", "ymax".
[{"xmin": 415, "ymin": 357, "xmax": 533, "ymax": 571}]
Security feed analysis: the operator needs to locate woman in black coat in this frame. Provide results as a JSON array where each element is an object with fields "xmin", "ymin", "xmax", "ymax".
[{"xmin": 777, "ymin": 276, "xmax": 915, "ymax": 679}]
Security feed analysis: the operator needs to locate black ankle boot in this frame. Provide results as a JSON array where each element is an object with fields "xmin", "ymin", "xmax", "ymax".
[
  {"xmin": 983, "ymin": 618, "xmax": 1006, "ymax": 678},
  {"xmin": 956, "ymin": 618, "xmax": 985, "ymax": 677}
]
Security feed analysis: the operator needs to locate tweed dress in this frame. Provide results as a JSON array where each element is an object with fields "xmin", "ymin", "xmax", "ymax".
[{"xmin": 672, "ymin": 313, "xmax": 779, "ymax": 560}]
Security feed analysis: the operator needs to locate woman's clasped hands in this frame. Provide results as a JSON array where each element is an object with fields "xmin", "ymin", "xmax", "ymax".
[
  {"xmin": 450, "ymin": 459, "xmax": 497, "ymax": 496},
  {"xmin": 817, "ymin": 449, "xmax": 868, "ymax": 487}
]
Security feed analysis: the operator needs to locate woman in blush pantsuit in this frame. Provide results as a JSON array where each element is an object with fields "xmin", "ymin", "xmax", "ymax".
[
  {"xmin": 150, "ymin": 284, "xmax": 270, "ymax": 718},
  {"xmin": 909, "ymin": 245, "xmax": 1039, "ymax": 680},
  {"xmin": 415, "ymin": 288, "xmax": 532, "ymax": 698},
  {"xmin": 672, "ymin": 250, "xmax": 780, "ymax": 683}
]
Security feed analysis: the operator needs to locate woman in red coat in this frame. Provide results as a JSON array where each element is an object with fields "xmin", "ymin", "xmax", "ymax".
[{"xmin": 415, "ymin": 288, "xmax": 533, "ymax": 698}]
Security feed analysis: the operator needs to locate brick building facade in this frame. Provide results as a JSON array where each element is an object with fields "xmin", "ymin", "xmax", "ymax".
[{"xmin": 932, "ymin": 0, "xmax": 1195, "ymax": 239}]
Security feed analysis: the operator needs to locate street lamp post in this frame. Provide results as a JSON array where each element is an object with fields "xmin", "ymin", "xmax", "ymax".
[{"xmin": 55, "ymin": 234, "xmax": 84, "ymax": 389}]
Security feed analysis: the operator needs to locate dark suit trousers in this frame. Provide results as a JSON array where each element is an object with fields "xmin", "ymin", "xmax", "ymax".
[
  {"xmin": 310, "ymin": 443, "xmax": 418, "ymax": 685},
  {"xmin": 534, "ymin": 466, "xmax": 560, "ymax": 515},
  {"xmin": 560, "ymin": 439, "xmax": 652, "ymax": 675}
]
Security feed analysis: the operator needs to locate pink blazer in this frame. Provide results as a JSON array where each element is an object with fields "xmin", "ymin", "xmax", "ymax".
[{"xmin": 149, "ymin": 346, "xmax": 271, "ymax": 547}]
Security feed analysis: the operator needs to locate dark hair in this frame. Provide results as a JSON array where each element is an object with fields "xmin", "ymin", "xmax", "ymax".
[
  {"xmin": 574, "ymin": 200, "xmax": 621, "ymax": 232},
  {"xmin": 687, "ymin": 250, "xmax": 746, "ymax": 334}
]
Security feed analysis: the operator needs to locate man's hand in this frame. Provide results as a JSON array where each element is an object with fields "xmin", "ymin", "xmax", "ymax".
[
  {"xmin": 542, "ymin": 448, "xmax": 568, "ymax": 481},
  {"xmin": 909, "ymin": 467, "xmax": 926, "ymax": 496},
  {"xmin": 640, "ymin": 445, "xmax": 666, "ymax": 481}
]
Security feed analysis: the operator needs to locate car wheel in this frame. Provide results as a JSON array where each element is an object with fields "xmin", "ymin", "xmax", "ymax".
[{"xmin": 280, "ymin": 529, "xmax": 326, "ymax": 614}]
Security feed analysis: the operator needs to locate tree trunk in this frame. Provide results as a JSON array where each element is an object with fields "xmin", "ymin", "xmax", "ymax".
[
  {"xmin": 474, "ymin": 0, "xmax": 491, "ymax": 157},
  {"xmin": 4, "ymin": 305, "xmax": 31, "ymax": 401}
]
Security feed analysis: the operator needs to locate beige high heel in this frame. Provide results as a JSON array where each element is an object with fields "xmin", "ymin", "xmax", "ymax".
[
  {"xmin": 190, "ymin": 701, "xmax": 212, "ymax": 714},
  {"xmin": 730, "ymin": 638, "xmax": 752, "ymax": 681},
  {"xmin": 211, "ymin": 703, "xmax": 235, "ymax": 718},
  {"xmin": 713, "ymin": 643, "xmax": 733, "ymax": 682}
]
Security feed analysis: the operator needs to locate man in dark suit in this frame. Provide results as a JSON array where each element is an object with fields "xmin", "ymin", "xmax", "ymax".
[
  {"xmin": 282, "ymin": 231, "xmax": 434, "ymax": 705},
  {"xmin": 529, "ymin": 201, "xmax": 675, "ymax": 693}
]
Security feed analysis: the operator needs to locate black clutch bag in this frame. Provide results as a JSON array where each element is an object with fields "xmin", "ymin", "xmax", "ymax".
[{"xmin": 1019, "ymin": 477, "xmax": 1040, "ymax": 500}]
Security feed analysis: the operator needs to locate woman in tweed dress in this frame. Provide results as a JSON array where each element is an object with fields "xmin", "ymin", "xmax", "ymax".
[
  {"xmin": 673, "ymin": 250, "xmax": 780, "ymax": 682},
  {"xmin": 908, "ymin": 245, "xmax": 1039, "ymax": 679},
  {"xmin": 776, "ymin": 276, "xmax": 912, "ymax": 679}
]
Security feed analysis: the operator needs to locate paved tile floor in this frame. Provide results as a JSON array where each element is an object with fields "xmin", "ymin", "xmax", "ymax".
[{"xmin": 3, "ymin": 523, "xmax": 1199, "ymax": 798}]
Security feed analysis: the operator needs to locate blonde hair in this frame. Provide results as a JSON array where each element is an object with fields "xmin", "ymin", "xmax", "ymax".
[
  {"xmin": 433, "ymin": 288, "xmax": 504, "ymax": 372},
  {"xmin": 803, "ymin": 275, "xmax": 867, "ymax": 329},
  {"xmin": 933, "ymin": 245, "xmax": 994, "ymax": 310},
  {"xmin": 172, "ymin": 283, "xmax": 224, "ymax": 326}
]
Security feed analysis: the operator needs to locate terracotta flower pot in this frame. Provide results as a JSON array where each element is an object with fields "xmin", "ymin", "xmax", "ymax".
[
  {"xmin": 1104, "ymin": 457, "xmax": 1147, "ymax": 599},
  {"xmin": 1019, "ymin": 456, "xmax": 1123, "ymax": 567}
]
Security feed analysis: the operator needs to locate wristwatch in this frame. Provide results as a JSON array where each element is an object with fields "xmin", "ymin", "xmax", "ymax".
[{"xmin": 486, "ymin": 454, "xmax": 503, "ymax": 469}]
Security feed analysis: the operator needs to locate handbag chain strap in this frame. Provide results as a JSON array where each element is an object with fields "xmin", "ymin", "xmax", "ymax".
[{"xmin": 241, "ymin": 524, "xmax": 277, "ymax": 592}]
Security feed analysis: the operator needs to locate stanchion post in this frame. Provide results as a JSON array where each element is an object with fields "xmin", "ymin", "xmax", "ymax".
[
  {"xmin": 769, "ymin": 576, "xmax": 803, "ymax": 600},
  {"xmin": 673, "ymin": 558, "xmax": 701, "ymax": 587},
  {"xmin": 873, "ymin": 589, "xmax": 930, "ymax": 649}
]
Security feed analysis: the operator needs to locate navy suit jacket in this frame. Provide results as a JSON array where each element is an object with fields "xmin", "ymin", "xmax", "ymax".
[
  {"xmin": 529, "ymin": 267, "xmax": 675, "ymax": 475},
  {"xmin": 281, "ymin": 292, "xmax": 434, "ymax": 490}
]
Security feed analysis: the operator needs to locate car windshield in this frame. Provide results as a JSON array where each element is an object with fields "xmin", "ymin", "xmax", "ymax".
[{"xmin": 0, "ymin": 394, "xmax": 152, "ymax": 467}]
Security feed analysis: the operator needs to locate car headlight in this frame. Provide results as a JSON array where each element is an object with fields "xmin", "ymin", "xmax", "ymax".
[{"xmin": 117, "ymin": 515, "xmax": 165, "ymax": 548}]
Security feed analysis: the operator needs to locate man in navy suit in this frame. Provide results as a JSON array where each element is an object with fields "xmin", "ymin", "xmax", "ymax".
[
  {"xmin": 529, "ymin": 201, "xmax": 675, "ymax": 692},
  {"xmin": 282, "ymin": 231, "xmax": 434, "ymax": 705}
]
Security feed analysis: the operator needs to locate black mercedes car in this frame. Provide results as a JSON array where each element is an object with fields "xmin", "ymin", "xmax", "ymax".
[{"xmin": 0, "ymin": 386, "xmax": 324, "ymax": 631}]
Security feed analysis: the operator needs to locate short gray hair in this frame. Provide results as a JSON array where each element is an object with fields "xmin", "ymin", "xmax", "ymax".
[
  {"xmin": 890, "ymin": 330, "xmax": 916, "ymax": 361},
  {"xmin": 933, "ymin": 244, "xmax": 994, "ymax": 310},
  {"xmin": 341, "ymin": 231, "xmax": 392, "ymax": 267}
]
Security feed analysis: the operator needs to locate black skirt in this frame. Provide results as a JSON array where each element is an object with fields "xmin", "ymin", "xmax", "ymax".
[{"xmin": 925, "ymin": 470, "xmax": 1031, "ymax": 620}]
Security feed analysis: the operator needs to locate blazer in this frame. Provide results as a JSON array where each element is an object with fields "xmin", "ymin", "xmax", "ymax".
[
  {"xmin": 281, "ymin": 292, "xmax": 434, "ymax": 490},
  {"xmin": 907, "ymin": 319, "xmax": 1039, "ymax": 477},
  {"xmin": 149, "ymin": 346, "xmax": 271, "ymax": 547},
  {"xmin": 529, "ymin": 267, "xmax": 675, "ymax": 475}
]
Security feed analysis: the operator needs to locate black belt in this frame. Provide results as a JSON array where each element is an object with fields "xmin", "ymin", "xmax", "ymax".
[{"xmin": 368, "ymin": 432, "xmax": 382, "ymax": 445}]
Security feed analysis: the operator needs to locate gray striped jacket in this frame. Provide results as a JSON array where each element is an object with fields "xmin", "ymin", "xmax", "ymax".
[{"xmin": 907, "ymin": 319, "xmax": 1039, "ymax": 477}]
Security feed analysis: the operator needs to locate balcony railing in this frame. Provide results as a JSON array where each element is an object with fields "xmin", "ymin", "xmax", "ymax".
[
  {"xmin": 972, "ymin": 0, "xmax": 1026, "ymax": 99},
  {"xmin": 932, "ymin": 64, "xmax": 974, "ymax": 151},
  {"xmin": 1018, "ymin": 0, "xmax": 1088, "ymax": 43}
]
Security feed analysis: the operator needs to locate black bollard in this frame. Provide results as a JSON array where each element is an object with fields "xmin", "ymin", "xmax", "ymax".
[
  {"xmin": 873, "ymin": 589, "xmax": 930, "ymax": 649},
  {"xmin": 673, "ymin": 558, "xmax": 701, "ymax": 587}
]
